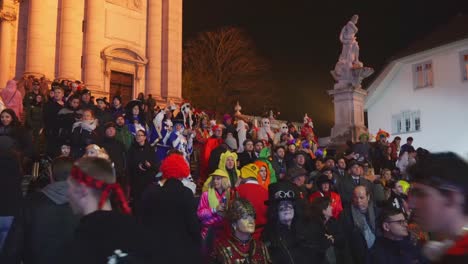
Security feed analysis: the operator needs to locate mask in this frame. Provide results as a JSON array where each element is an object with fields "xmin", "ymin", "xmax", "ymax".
[{"xmin": 234, "ymin": 215, "xmax": 255, "ymax": 234}]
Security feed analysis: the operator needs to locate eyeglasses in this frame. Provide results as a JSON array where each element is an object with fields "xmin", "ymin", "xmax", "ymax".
[
  {"xmin": 385, "ymin": 219, "xmax": 407, "ymax": 226},
  {"xmin": 274, "ymin": 190, "xmax": 295, "ymax": 200}
]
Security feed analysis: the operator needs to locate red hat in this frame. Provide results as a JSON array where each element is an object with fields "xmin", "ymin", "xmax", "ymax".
[{"xmin": 160, "ymin": 154, "xmax": 190, "ymax": 179}]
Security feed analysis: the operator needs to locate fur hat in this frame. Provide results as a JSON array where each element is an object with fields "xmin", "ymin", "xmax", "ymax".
[{"xmin": 160, "ymin": 154, "xmax": 190, "ymax": 179}]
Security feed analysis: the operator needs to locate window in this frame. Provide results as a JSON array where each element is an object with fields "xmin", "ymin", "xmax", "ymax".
[
  {"xmin": 392, "ymin": 110, "xmax": 421, "ymax": 134},
  {"xmin": 413, "ymin": 61, "xmax": 433, "ymax": 88},
  {"xmin": 460, "ymin": 51, "xmax": 468, "ymax": 81}
]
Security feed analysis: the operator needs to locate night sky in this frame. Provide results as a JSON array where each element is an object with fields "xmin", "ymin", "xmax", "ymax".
[{"xmin": 183, "ymin": 0, "xmax": 468, "ymax": 135}]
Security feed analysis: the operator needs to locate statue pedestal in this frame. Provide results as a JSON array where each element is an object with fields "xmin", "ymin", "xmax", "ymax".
[{"xmin": 327, "ymin": 84, "xmax": 368, "ymax": 146}]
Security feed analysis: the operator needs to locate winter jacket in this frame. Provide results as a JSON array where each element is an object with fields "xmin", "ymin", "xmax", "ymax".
[
  {"xmin": 70, "ymin": 121, "xmax": 98, "ymax": 158},
  {"xmin": 139, "ymin": 179, "xmax": 202, "ymax": 264},
  {"xmin": 62, "ymin": 210, "xmax": 153, "ymax": 264},
  {"xmin": 0, "ymin": 182, "xmax": 79, "ymax": 264},
  {"xmin": 100, "ymin": 137, "xmax": 127, "ymax": 187},
  {"xmin": 127, "ymin": 142, "xmax": 157, "ymax": 204},
  {"xmin": 368, "ymin": 236, "xmax": 427, "ymax": 264}
]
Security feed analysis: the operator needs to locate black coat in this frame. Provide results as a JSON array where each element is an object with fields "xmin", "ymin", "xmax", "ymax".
[
  {"xmin": 139, "ymin": 179, "xmax": 202, "ymax": 264},
  {"xmin": 0, "ymin": 125, "xmax": 33, "ymax": 158},
  {"xmin": 238, "ymin": 150, "xmax": 256, "ymax": 168},
  {"xmin": 100, "ymin": 137, "xmax": 127, "ymax": 187},
  {"xmin": 263, "ymin": 221, "xmax": 326, "ymax": 264},
  {"xmin": 336, "ymin": 175, "xmax": 374, "ymax": 208},
  {"xmin": 368, "ymin": 237, "xmax": 427, "ymax": 264},
  {"xmin": 0, "ymin": 186, "xmax": 79, "ymax": 264},
  {"xmin": 0, "ymin": 154, "xmax": 23, "ymax": 216},
  {"xmin": 70, "ymin": 125, "xmax": 98, "ymax": 158},
  {"xmin": 127, "ymin": 142, "xmax": 157, "ymax": 203},
  {"xmin": 57, "ymin": 107, "xmax": 82, "ymax": 142},
  {"xmin": 42, "ymin": 100, "xmax": 64, "ymax": 136},
  {"xmin": 340, "ymin": 206, "xmax": 379, "ymax": 264},
  {"xmin": 62, "ymin": 210, "xmax": 153, "ymax": 264}
]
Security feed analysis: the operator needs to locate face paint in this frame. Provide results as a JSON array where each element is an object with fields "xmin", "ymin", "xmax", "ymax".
[
  {"xmin": 278, "ymin": 200, "xmax": 294, "ymax": 226},
  {"xmin": 235, "ymin": 214, "xmax": 256, "ymax": 234}
]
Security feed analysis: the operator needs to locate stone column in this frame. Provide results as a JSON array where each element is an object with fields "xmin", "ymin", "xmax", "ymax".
[
  {"xmin": 83, "ymin": 0, "xmax": 104, "ymax": 90},
  {"xmin": 146, "ymin": 0, "xmax": 163, "ymax": 101},
  {"xmin": 0, "ymin": 1, "xmax": 17, "ymax": 87},
  {"xmin": 57, "ymin": 0, "xmax": 85, "ymax": 80},
  {"xmin": 24, "ymin": 0, "xmax": 59, "ymax": 78},
  {"xmin": 161, "ymin": 0, "xmax": 182, "ymax": 102}
]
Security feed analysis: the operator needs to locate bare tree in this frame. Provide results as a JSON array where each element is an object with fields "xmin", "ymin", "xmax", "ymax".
[{"xmin": 183, "ymin": 27, "xmax": 277, "ymax": 116}]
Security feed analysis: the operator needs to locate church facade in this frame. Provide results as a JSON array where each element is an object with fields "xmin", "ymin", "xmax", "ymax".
[{"xmin": 0, "ymin": 0, "xmax": 182, "ymax": 104}]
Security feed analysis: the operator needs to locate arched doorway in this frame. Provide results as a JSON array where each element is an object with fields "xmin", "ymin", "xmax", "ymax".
[{"xmin": 101, "ymin": 45, "xmax": 148, "ymax": 104}]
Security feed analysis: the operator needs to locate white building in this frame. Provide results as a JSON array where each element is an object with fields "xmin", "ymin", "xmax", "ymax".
[{"xmin": 365, "ymin": 15, "xmax": 468, "ymax": 158}]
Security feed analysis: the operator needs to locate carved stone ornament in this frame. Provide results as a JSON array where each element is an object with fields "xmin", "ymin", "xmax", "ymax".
[
  {"xmin": 106, "ymin": 0, "xmax": 142, "ymax": 11},
  {"xmin": 0, "ymin": 9, "xmax": 17, "ymax": 22}
]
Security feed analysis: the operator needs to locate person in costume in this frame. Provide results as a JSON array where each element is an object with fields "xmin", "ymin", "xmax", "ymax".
[
  {"xmin": 125, "ymin": 99, "xmax": 147, "ymax": 136},
  {"xmin": 372, "ymin": 128, "xmax": 390, "ymax": 174},
  {"xmin": 237, "ymin": 164, "xmax": 268, "ymax": 240},
  {"xmin": 408, "ymin": 152, "xmax": 468, "ymax": 263},
  {"xmin": 200, "ymin": 125, "xmax": 223, "ymax": 185},
  {"xmin": 198, "ymin": 169, "xmax": 232, "ymax": 257},
  {"xmin": 150, "ymin": 107, "xmax": 174, "ymax": 162},
  {"xmin": 263, "ymin": 181, "xmax": 318, "ymax": 264},
  {"xmin": 309, "ymin": 174, "xmax": 343, "ymax": 219},
  {"xmin": 1, "ymin": 80, "xmax": 23, "ymax": 121},
  {"xmin": 211, "ymin": 198, "xmax": 271, "ymax": 264},
  {"xmin": 218, "ymin": 151, "xmax": 241, "ymax": 188},
  {"xmin": 167, "ymin": 118, "xmax": 194, "ymax": 163},
  {"xmin": 254, "ymin": 160, "xmax": 272, "ymax": 191}
]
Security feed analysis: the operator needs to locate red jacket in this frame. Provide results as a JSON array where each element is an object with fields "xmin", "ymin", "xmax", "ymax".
[
  {"xmin": 309, "ymin": 191, "xmax": 343, "ymax": 219},
  {"xmin": 236, "ymin": 182, "xmax": 268, "ymax": 239}
]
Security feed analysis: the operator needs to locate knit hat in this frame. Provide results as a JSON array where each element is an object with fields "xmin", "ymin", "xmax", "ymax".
[
  {"xmin": 240, "ymin": 163, "xmax": 260, "ymax": 180},
  {"xmin": 224, "ymin": 133, "xmax": 238, "ymax": 150},
  {"xmin": 160, "ymin": 154, "xmax": 190, "ymax": 179},
  {"xmin": 223, "ymin": 114, "xmax": 232, "ymax": 122},
  {"xmin": 104, "ymin": 122, "xmax": 116, "ymax": 130}
]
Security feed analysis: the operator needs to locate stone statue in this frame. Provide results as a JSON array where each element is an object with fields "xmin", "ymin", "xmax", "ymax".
[
  {"xmin": 331, "ymin": 14, "xmax": 374, "ymax": 89},
  {"xmin": 339, "ymin": 15, "xmax": 361, "ymax": 68}
]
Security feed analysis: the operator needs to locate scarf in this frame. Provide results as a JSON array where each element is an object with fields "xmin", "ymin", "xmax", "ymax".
[
  {"xmin": 208, "ymin": 188, "xmax": 229, "ymax": 210},
  {"xmin": 72, "ymin": 119, "xmax": 97, "ymax": 132},
  {"xmin": 41, "ymin": 181, "xmax": 69, "ymax": 205},
  {"xmin": 351, "ymin": 205, "xmax": 376, "ymax": 248}
]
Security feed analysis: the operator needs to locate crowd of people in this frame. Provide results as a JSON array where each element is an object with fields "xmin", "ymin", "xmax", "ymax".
[{"xmin": 0, "ymin": 78, "xmax": 467, "ymax": 264}]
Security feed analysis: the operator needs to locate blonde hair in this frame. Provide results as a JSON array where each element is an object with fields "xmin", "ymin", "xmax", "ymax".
[{"xmin": 209, "ymin": 176, "xmax": 231, "ymax": 191}]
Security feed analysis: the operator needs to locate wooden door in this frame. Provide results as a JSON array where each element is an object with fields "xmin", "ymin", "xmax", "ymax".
[{"xmin": 110, "ymin": 71, "xmax": 134, "ymax": 105}]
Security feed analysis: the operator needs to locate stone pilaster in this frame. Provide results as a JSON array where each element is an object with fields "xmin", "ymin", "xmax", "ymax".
[
  {"xmin": 0, "ymin": 0, "xmax": 17, "ymax": 87},
  {"xmin": 146, "ymin": 0, "xmax": 163, "ymax": 100},
  {"xmin": 57, "ymin": 0, "xmax": 85, "ymax": 81},
  {"xmin": 161, "ymin": 0, "xmax": 182, "ymax": 101},
  {"xmin": 24, "ymin": 0, "xmax": 59, "ymax": 78},
  {"xmin": 83, "ymin": 0, "xmax": 105, "ymax": 90}
]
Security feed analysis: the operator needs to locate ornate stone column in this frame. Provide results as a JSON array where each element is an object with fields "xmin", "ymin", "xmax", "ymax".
[
  {"xmin": 83, "ymin": 0, "xmax": 105, "ymax": 90},
  {"xmin": 146, "ymin": 0, "xmax": 163, "ymax": 101},
  {"xmin": 58, "ymin": 0, "xmax": 85, "ymax": 80},
  {"xmin": 161, "ymin": 0, "xmax": 182, "ymax": 102},
  {"xmin": 24, "ymin": 0, "xmax": 59, "ymax": 78},
  {"xmin": 0, "ymin": 1, "xmax": 17, "ymax": 87}
]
